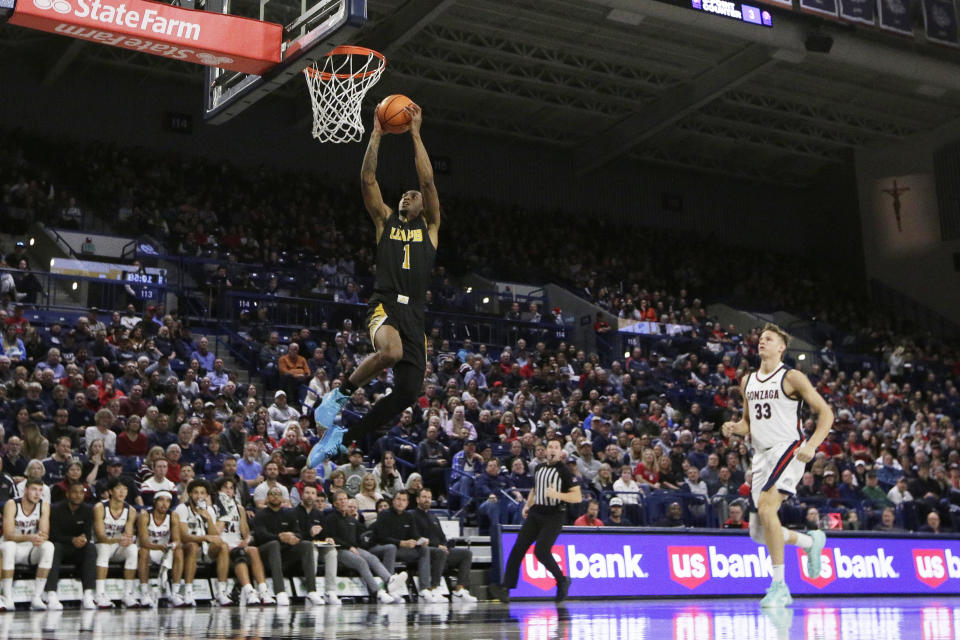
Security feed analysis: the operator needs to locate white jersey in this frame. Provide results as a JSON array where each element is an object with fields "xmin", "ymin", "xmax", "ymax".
[
  {"xmin": 147, "ymin": 510, "xmax": 172, "ymax": 546},
  {"xmin": 215, "ymin": 494, "xmax": 243, "ymax": 548},
  {"xmin": 102, "ymin": 501, "xmax": 131, "ymax": 539},
  {"xmin": 12, "ymin": 499, "xmax": 42, "ymax": 536},
  {"xmin": 173, "ymin": 503, "xmax": 215, "ymax": 538},
  {"xmin": 744, "ymin": 364, "xmax": 803, "ymax": 452}
]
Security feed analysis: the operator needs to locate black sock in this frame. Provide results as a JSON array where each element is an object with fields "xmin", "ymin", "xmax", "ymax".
[{"xmin": 339, "ymin": 380, "xmax": 358, "ymax": 396}]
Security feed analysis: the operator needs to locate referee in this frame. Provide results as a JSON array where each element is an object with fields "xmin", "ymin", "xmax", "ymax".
[{"xmin": 492, "ymin": 438, "xmax": 581, "ymax": 602}]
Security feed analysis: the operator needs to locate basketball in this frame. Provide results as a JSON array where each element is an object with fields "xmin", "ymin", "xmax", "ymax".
[{"xmin": 375, "ymin": 94, "xmax": 414, "ymax": 134}]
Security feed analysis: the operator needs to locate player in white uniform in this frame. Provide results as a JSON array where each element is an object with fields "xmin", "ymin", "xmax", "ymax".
[
  {"xmin": 93, "ymin": 478, "xmax": 140, "ymax": 608},
  {"xmin": 722, "ymin": 324, "xmax": 833, "ymax": 608},
  {"xmin": 136, "ymin": 490, "xmax": 183, "ymax": 607},
  {"xmin": 173, "ymin": 479, "xmax": 233, "ymax": 606},
  {"xmin": 1, "ymin": 479, "xmax": 54, "ymax": 611},
  {"xmin": 213, "ymin": 476, "xmax": 274, "ymax": 605}
]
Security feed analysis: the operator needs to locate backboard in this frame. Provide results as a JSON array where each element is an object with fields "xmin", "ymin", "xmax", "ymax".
[{"xmin": 203, "ymin": 0, "xmax": 366, "ymax": 124}]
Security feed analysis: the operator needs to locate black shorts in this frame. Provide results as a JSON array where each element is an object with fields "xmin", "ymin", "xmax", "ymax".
[
  {"xmin": 366, "ymin": 293, "xmax": 427, "ymax": 371},
  {"xmin": 229, "ymin": 547, "xmax": 250, "ymax": 568}
]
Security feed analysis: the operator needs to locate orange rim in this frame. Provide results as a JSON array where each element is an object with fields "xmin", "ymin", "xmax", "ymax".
[{"xmin": 304, "ymin": 45, "xmax": 386, "ymax": 81}]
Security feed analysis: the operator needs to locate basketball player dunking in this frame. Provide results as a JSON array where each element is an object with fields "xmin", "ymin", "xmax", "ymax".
[
  {"xmin": 721, "ymin": 323, "xmax": 832, "ymax": 608},
  {"xmin": 309, "ymin": 104, "xmax": 438, "ymax": 463}
]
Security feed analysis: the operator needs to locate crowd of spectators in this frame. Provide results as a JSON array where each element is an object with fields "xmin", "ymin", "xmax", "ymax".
[{"xmin": 1, "ymin": 129, "xmax": 959, "ymax": 547}]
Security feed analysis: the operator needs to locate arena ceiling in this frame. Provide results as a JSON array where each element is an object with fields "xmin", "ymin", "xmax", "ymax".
[{"xmin": 3, "ymin": 0, "xmax": 960, "ymax": 185}]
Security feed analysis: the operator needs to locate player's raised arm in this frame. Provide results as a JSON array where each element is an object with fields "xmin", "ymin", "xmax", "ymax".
[
  {"xmin": 406, "ymin": 104, "xmax": 440, "ymax": 246},
  {"xmin": 360, "ymin": 114, "xmax": 392, "ymax": 240},
  {"xmin": 785, "ymin": 369, "xmax": 834, "ymax": 462}
]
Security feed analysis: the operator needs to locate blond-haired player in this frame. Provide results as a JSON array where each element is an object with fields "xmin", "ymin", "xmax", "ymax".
[{"xmin": 722, "ymin": 323, "xmax": 832, "ymax": 608}]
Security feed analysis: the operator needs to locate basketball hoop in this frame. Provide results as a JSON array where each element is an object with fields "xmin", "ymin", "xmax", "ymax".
[{"xmin": 303, "ymin": 45, "xmax": 386, "ymax": 144}]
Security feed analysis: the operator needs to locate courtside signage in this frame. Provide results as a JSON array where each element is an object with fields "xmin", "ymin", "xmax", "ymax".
[
  {"xmin": 499, "ymin": 528, "xmax": 960, "ymax": 597},
  {"xmin": 10, "ymin": 0, "xmax": 281, "ymax": 74}
]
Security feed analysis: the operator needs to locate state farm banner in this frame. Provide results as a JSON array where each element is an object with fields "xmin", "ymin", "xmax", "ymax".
[
  {"xmin": 498, "ymin": 527, "xmax": 960, "ymax": 598},
  {"xmin": 879, "ymin": 0, "xmax": 915, "ymax": 33},
  {"xmin": 9, "ymin": 0, "xmax": 281, "ymax": 74},
  {"xmin": 839, "ymin": 0, "xmax": 877, "ymax": 24},
  {"xmin": 922, "ymin": 0, "xmax": 959, "ymax": 45}
]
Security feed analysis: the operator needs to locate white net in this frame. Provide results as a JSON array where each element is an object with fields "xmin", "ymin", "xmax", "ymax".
[{"xmin": 303, "ymin": 46, "xmax": 386, "ymax": 144}]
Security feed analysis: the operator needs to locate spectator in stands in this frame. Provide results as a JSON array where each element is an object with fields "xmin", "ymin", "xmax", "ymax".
[
  {"xmin": 873, "ymin": 507, "xmax": 903, "ymax": 532},
  {"xmin": 722, "ymin": 503, "xmax": 749, "ymax": 529},
  {"xmin": 920, "ymin": 511, "xmax": 948, "ymax": 534},
  {"xmin": 607, "ymin": 496, "xmax": 635, "ymax": 526},
  {"xmin": 573, "ymin": 500, "xmax": 603, "ymax": 527},
  {"xmin": 140, "ymin": 458, "xmax": 177, "ymax": 507},
  {"xmin": 418, "ymin": 425, "xmax": 450, "ymax": 499},
  {"xmin": 189, "ymin": 337, "xmax": 214, "ymax": 373},
  {"xmin": 804, "ymin": 507, "xmax": 822, "ymax": 531},
  {"xmin": 48, "ymin": 481, "xmax": 98, "ymax": 610},
  {"xmin": 575, "ymin": 441, "xmax": 602, "ymax": 483},
  {"xmin": 373, "ymin": 452, "xmax": 404, "ymax": 499},
  {"xmin": 475, "ymin": 459, "xmax": 518, "ymax": 530},
  {"xmin": 221, "ymin": 414, "xmax": 248, "ymax": 457},
  {"xmin": 613, "ymin": 466, "xmax": 641, "ymax": 504},
  {"xmin": 591, "ymin": 463, "xmax": 615, "ymax": 496},
  {"xmin": 355, "ymin": 474, "xmax": 383, "ymax": 518},
  {"xmin": 654, "ymin": 501, "xmax": 685, "ymax": 527},
  {"xmin": 290, "ymin": 466, "xmax": 323, "ymax": 508},
  {"xmin": 838, "ymin": 469, "xmax": 861, "ymax": 504},
  {"xmin": 42, "ymin": 436, "xmax": 73, "ymax": 486},
  {"xmin": 862, "ymin": 471, "xmax": 892, "ymax": 509},
  {"xmin": 93, "ymin": 478, "xmax": 140, "ymax": 608},
  {"xmin": 86, "ymin": 408, "xmax": 118, "ymax": 455},
  {"xmin": 267, "ymin": 391, "xmax": 298, "ymax": 439},
  {"xmin": 278, "ymin": 343, "xmax": 310, "ymax": 399},
  {"xmin": 116, "ymin": 415, "xmax": 148, "ymax": 459},
  {"xmin": 253, "ymin": 462, "xmax": 290, "ymax": 508}
]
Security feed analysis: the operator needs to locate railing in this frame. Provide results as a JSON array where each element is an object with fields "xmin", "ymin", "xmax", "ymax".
[{"xmin": 869, "ymin": 278, "xmax": 960, "ymax": 341}]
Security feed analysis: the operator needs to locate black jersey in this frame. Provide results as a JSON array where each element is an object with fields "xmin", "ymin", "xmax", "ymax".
[{"xmin": 374, "ymin": 212, "xmax": 435, "ymax": 306}]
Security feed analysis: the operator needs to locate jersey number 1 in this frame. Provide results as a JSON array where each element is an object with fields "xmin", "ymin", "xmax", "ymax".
[{"xmin": 402, "ymin": 244, "xmax": 411, "ymax": 270}]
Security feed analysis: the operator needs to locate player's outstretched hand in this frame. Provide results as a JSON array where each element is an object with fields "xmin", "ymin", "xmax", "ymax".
[
  {"xmin": 796, "ymin": 442, "xmax": 816, "ymax": 463},
  {"xmin": 405, "ymin": 103, "xmax": 422, "ymax": 135}
]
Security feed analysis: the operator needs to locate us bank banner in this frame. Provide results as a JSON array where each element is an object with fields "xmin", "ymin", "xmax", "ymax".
[{"xmin": 498, "ymin": 527, "xmax": 960, "ymax": 597}]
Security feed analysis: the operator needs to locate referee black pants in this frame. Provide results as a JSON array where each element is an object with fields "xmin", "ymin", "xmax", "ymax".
[{"xmin": 502, "ymin": 509, "xmax": 565, "ymax": 589}]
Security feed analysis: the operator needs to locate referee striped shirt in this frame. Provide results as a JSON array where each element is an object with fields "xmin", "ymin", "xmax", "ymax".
[{"xmin": 532, "ymin": 461, "xmax": 574, "ymax": 514}]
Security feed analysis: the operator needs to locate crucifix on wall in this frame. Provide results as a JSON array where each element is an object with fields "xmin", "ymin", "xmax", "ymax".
[{"xmin": 881, "ymin": 179, "xmax": 910, "ymax": 233}]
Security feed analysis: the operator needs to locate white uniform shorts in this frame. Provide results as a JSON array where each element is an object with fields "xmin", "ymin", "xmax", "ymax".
[
  {"xmin": 148, "ymin": 548, "xmax": 175, "ymax": 569},
  {"xmin": 751, "ymin": 439, "xmax": 805, "ymax": 508},
  {"xmin": 6, "ymin": 541, "xmax": 42, "ymax": 565},
  {"xmin": 96, "ymin": 543, "xmax": 139, "ymax": 570}
]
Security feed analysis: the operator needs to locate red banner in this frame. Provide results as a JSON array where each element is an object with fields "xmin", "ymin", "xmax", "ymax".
[{"xmin": 9, "ymin": 0, "xmax": 281, "ymax": 74}]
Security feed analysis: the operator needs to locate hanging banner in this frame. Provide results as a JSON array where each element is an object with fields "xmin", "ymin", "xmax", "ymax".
[
  {"xmin": 801, "ymin": 0, "xmax": 840, "ymax": 17},
  {"xmin": 9, "ymin": 0, "xmax": 282, "ymax": 74},
  {"xmin": 878, "ymin": 0, "xmax": 915, "ymax": 33},
  {"xmin": 839, "ymin": 0, "xmax": 877, "ymax": 23},
  {"xmin": 922, "ymin": 0, "xmax": 959, "ymax": 45}
]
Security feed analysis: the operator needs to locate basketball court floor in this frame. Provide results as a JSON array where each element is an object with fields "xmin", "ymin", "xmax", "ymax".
[{"xmin": 0, "ymin": 597, "xmax": 956, "ymax": 640}]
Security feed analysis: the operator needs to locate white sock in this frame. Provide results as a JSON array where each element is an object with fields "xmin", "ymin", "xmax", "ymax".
[
  {"xmin": 96, "ymin": 579, "xmax": 105, "ymax": 597},
  {"xmin": 34, "ymin": 578, "xmax": 45, "ymax": 597},
  {"xmin": 258, "ymin": 582, "xmax": 269, "ymax": 594},
  {"xmin": 125, "ymin": 579, "xmax": 137, "ymax": 595},
  {"xmin": 140, "ymin": 583, "xmax": 150, "ymax": 594},
  {"xmin": 84, "ymin": 589, "xmax": 95, "ymax": 599},
  {"xmin": 217, "ymin": 581, "xmax": 226, "ymax": 597},
  {"xmin": 793, "ymin": 530, "xmax": 814, "ymax": 550},
  {"xmin": 185, "ymin": 583, "xmax": 194, "ymax": 595},
  {"xmin": 3, "ymin": 578, "xmax": 14, "ymax": 602},
  {"xmin": 772, "ymin": 565, "xmax": 785, "ymax": 583}
]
